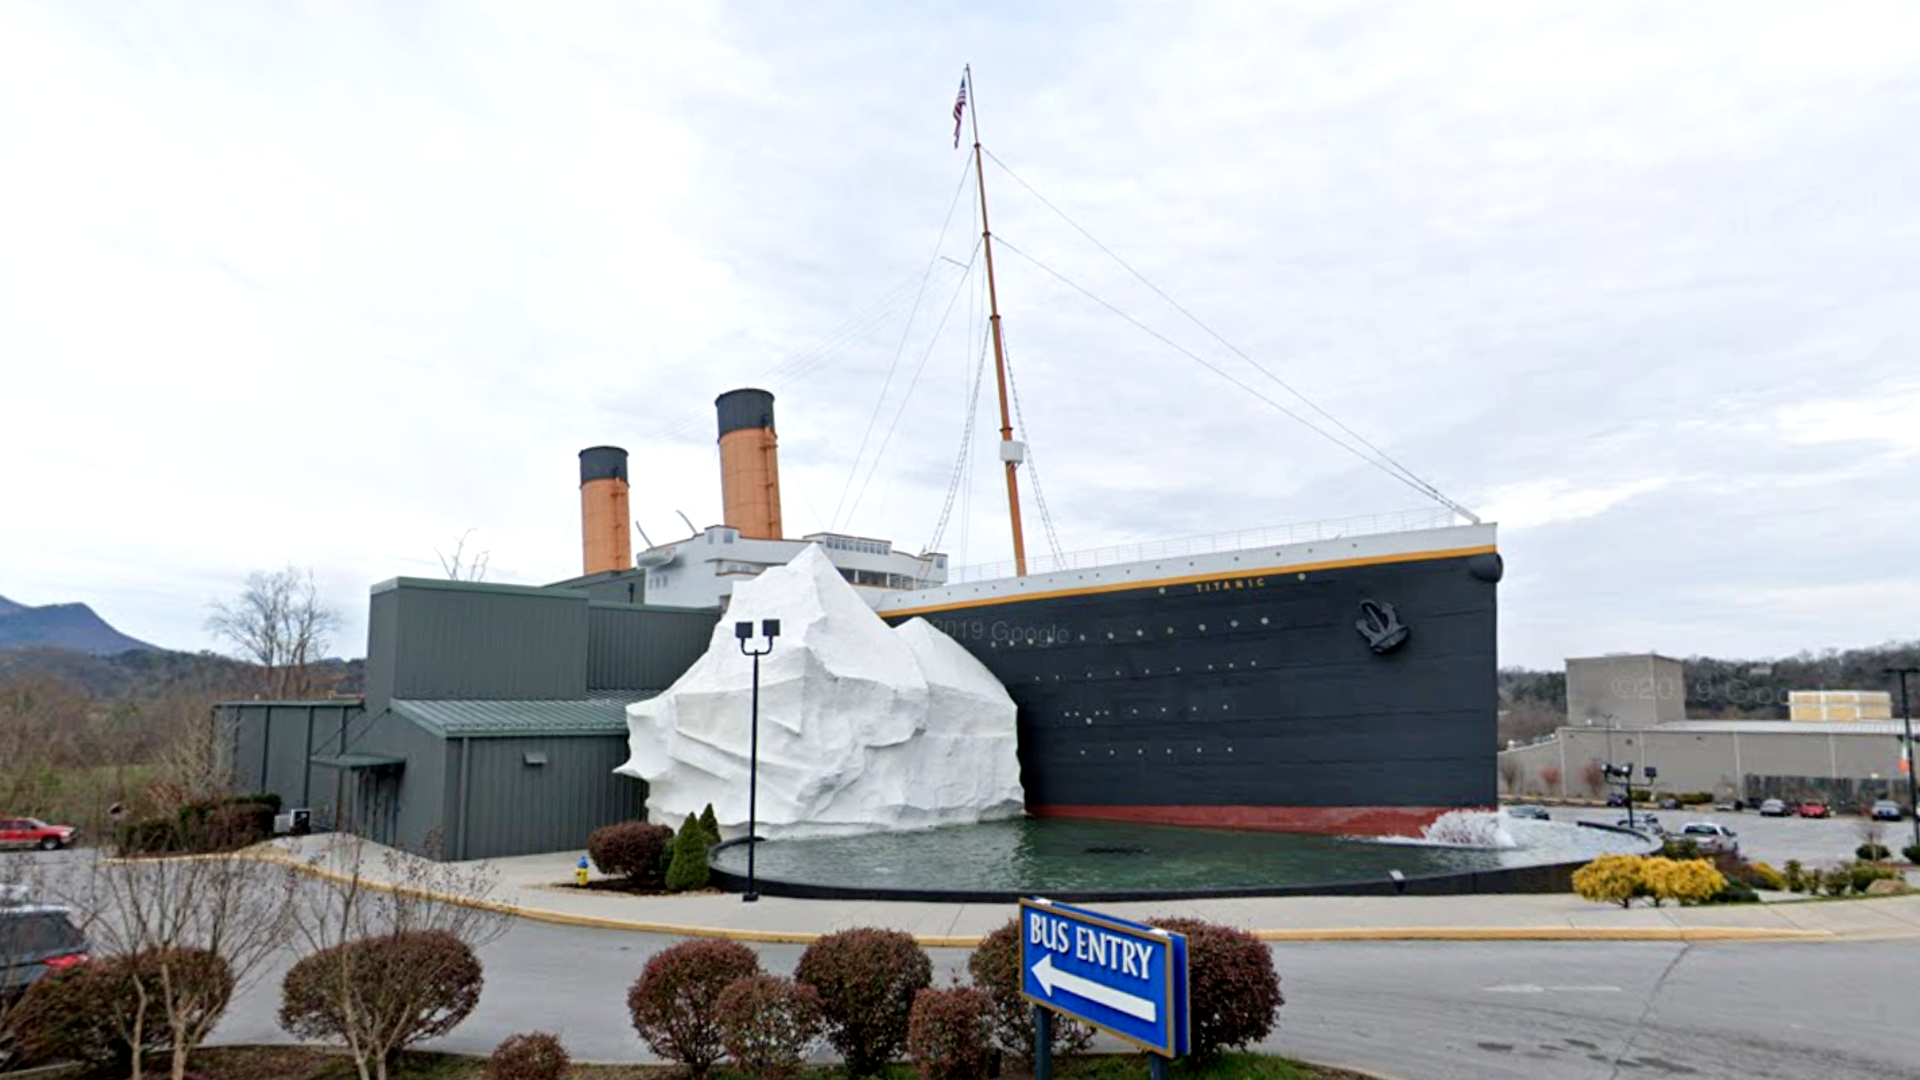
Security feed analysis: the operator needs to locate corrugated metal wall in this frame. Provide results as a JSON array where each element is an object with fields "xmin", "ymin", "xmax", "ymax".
[
  {"xmin": 587, "ymin": 604, "xmax": 718, "ymax": 691},
  {"xmin": 338, "ymin": 714, "xmax": 451, "ymax": 856},
  {"xmin": 452, "ymin": 734, "xmax": 646, "ymax": 860},
  {"xmin": 366, "ymin": 589, "xmax": 399, "ymax": 712},
  {"xmin": 378, "ymin": 579, "xmax": 589, "ymax": 702},
  {"xmin": 225, "ymin": 702, "xmax": 369, "ymax": 830}
]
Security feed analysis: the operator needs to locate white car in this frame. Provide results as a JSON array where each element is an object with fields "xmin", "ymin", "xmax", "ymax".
[{"xmin": 1676, "ymin": 821, "xmax": 1739, "ymax": 855}]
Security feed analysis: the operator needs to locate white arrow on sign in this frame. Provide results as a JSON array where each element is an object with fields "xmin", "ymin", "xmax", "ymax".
[{"xmin": 1032, "ymin": 954, "xmax": 1157, "ymax": 1022}]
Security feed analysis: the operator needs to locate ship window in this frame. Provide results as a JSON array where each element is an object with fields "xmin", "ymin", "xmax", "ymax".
[{"xmin": 724, "ymin": 532, "xmax": 734, "ymax": 544}]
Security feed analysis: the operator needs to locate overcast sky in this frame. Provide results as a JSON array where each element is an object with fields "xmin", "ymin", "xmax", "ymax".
[{"xmin": 3, "ymin": 1, "xmax": 1916, "ymax": 671}]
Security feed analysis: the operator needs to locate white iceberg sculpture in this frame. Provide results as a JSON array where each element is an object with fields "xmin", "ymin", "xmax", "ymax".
[{"xmin": 617, "ymin": 544, "xmax": 1025, "ymax": 839}]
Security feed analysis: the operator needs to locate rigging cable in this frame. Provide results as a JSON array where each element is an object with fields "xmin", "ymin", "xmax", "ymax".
[
  {"xmin": 831, "ymin": 153, "xmax": 978, "ymax": 531},
  {"xmin": 998, "ymin": 324, "xmax": 1067, "ymax": 564},
  {"xmin": 925, "ymin": 324, "xmax": 990, "ymax": 566},
  {"xmin": 983, "ymin": 149, "xmax": 1475, "ymax": 522},
  {"xmin": 843, "ymin": 237, "xmax": 982, "ymax": 532},
  {"xmin": 990, "ymin": 235, "xmax": 1474, "ymax": 519}
]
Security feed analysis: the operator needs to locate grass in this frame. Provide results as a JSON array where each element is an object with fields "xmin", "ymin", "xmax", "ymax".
[{"xmin": 48, "ymin": 1047, "xmax": 1372, "ymax": 1080}]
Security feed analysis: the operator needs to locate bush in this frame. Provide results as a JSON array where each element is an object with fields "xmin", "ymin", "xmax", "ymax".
[
  {"xmin": 1906, "ymin": 844, "xmax": 1920, "ymax": 865},
  {"xmin": 1783, "ymin": 860, "xmax": 1806, "ymax": 893},
  {"xmin": 1146, "ymin": 917, "xmax": 1283, "ymax": 1062},
  {"xmin": 796, "ymin": 927, "xmax": 933, "ymax": 1077},
  {"xmin": 718, "ymin": 974, "xmax": 825, "ymax": 1080},
  {"xmin": 1574, "ymin": 854, "xmax": 1646, "ymax": 908},
  {"xmin": 280, "ymin": 930, "xmax": 484, "ymax": 1057},
  {"xmin": 587, "ymin": 821, "xmax": 675, "ymax": 883},
  {"xmin": 1848, "ymin": 861, "xmax": 1899, "ymax": 894},
  {"xmin": 1820, "ymin": 868, "xmax": 1851, "ymax": 897},
  {"xmin": 627, "ymin": 939, "xmax": 761, "ymax": 1077},
  {"xmin": 1747, "ymin": 861, "xmax": 1787, "ymax": 892},
  {"xmin": 1645, "ymin": 858, "xmax": 1725, "ymax": 906},
  {"xmin": 10, "ymin": 948, "xmax": 231, "ymax": 1067},
  {"xmin": 966, "ymin": 919, "xmax": 1093, "ymax": 1065},
  {"xmin": 1708, "ymin": 878, "xmax": 1759, "ymax": 904},
  {"xmin": 202, "ymin": 801, "xmax": 275, "ymax": 849},
  {"xmin": 1857, "ymin": 843, "xmax": 1891, "ymax": 862},
  {"xmin": 488, "ymin": 1032, "xmax": 570, "ymax": 1080},
  {"xmin": 1680, "ymin": 791, "xmax": 1715, "ymax": 805},
  {"xmin": 907, "ymin": 986, "xmax": 994, "ymax": 1080},
  {"xmin": 665, "ymin": 814, "xmax": 712, "ymax": 893},
  {"xmin": 701, "ymin": 803, "xmax": 721, "ymax": 843}
]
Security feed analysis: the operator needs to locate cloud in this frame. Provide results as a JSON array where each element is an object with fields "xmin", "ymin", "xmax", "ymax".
[{"xmin": 3, "ymin": 1, "xmax": 1919, "ymax": 673}]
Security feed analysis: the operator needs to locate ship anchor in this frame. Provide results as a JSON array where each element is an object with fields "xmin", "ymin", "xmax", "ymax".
[{"xmin": 1355, "ymin": 600, "xmax": 1410, "ymax": 654}]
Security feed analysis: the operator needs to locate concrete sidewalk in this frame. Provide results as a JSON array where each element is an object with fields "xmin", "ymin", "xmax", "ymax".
[{"xmin": 249, "ymin": 836, "xmax": 1920, "ymax": 946}]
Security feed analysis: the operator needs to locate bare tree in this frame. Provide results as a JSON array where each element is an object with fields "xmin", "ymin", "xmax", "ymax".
[
  {"xmin": 47, "ymin": 848, "xmax": 298, "ymax": 1080},
  {"xmin": 205, "ymin": 565, "xmax": 342, "ymax": 700},
  {"xmin": 281, "ymin": 833, "xmax": 506, "ymax": 1080},
  {"xmin": 434, "ymin": 529, "xmax": 490, "ymax": 582},
  {"xmin": 1498, "ymin": 754, "xmax": 1521, "ymax": 793},
  {"xmin": 0, "ymin": 675, "xmax": 91, "ymax": 818}
]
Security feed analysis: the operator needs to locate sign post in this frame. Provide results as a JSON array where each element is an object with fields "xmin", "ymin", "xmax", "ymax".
[{"xmin": 1019, "ymin": 898, "xmax": 1189, "ymax": 1079}]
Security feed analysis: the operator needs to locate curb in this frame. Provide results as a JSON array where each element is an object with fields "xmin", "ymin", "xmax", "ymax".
[{"xmin": 119, "ymin": 847, "xmax": 1864, "ymax": 947}]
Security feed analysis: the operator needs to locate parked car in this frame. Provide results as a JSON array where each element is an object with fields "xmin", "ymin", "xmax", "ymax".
[
  {"xmin": 1758, "ymin": 798, "xmax": 1789, "ymax": 817},
  {"xmin": 1796, "ymin": 800, "xmax": 1831, "ymax": 819},
  {"xmin": 1, "ymin": 888, "xmax": 91, "ymax": 1009},
  {"xmin": 1657, "ymin": 796, "xmax": 1682, "ymax": 810},
  {"xmin": 1506, "ymin": 805, "xmax": 1551, "ymax": 821},
  {"xmin": 1870, "ymin": 800, "xmax": 1905, "ymax": 822},
  {"xmin": 1676, "ymin": 821, "xmax": 1740, "ymax": 855},
  {"xmin": 1617, "ymin": 814, "xmax": 1665, "ymax": 835},
  {"xmin": 1606, "ymin": 793, "xmax": 1628, "ymax": 808},
  {"xmin": 0, "ymin": 818, "xmax": 75, "ymax": 851}
]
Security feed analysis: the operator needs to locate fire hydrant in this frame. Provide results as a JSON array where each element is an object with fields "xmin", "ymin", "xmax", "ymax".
[{"xmin": 575, "ymin": 855, "xmax": 590, "ymax": 887}]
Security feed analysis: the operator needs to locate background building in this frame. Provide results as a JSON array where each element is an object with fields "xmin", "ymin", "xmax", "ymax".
[{"xmin": 1502, "ymin": 653, "xmax": 1912, "ymax": 807}]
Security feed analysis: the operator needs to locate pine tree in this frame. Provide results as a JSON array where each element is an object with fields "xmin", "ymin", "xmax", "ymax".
[
  {"xmin": 665, "ymin": 813, "xmax": 711, "ymax": 892},
  {"xmin": 699, "ymin": 802, "xmax": 720, "ymax": 844}
]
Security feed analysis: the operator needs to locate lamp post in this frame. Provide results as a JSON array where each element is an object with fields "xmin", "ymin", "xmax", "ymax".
[
  {"xmin": 737, "ymin": 617, "xmax": 780, "ymax": 902},
  {"xmin": 1885, "ymin": 666, "xmax": 1919, "ymax": 853}
]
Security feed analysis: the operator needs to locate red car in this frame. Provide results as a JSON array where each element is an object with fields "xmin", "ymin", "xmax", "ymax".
[
  {"xmin": 0, "ymin": 818, "xmax": 76, "ymax": 851},
  {"xmin": 1795, "ymin": 801, "xmax": 1831, "ymax": 819}
]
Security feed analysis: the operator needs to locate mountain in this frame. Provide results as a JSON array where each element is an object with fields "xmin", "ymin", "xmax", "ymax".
[{"xmin": 0, "ymin": 597, "xmax": 159, "ymax": 655}]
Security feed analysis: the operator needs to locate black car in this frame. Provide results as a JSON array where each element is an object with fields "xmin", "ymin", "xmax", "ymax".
[{"xmin": 1606, "ymin": 793, "xmax": 1628, "ymax": 808}]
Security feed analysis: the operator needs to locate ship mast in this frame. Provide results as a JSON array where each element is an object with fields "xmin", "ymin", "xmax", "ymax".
[{"xmin": 965, "ymin": 65, "xmax": 1030, "ymax": 578}]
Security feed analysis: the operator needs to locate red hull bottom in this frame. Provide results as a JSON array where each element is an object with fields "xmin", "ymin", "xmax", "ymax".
[{"xmin": 1029, "ymin": 804, "xmax": 1487, "ymax": 838}]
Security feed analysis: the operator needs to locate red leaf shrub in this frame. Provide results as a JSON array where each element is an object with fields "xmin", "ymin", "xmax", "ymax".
[
  {"xmin": 907, "ymin": 986, "xmax": 993, "ymax": 1080},
  {"xmin": 716, "ymin": 973, "xmax": 824, "ymax": 1080},
  {"xmin": 966, "ymin": 918, "xmax": 1093, "ymax": 1064},
  {"xmin": 487, "ymin": 1031, "xmax": 570, "ymax": 1080},
  {"xmin": 626, "ymin": 939, "xmax": 761, "ymax": 1077},
  {"xmin": 279, "ymin": 930, "xmax": 484, "ymax": 1054},
  {"xmin": 1146, "ymin": 916, "xmax": 1282, "ymax": 1060},
  {"xmin": 795, "ymin": 927, "xmax": 932, "ymax": 1077},
  {"xmin": 587, "ymin": 821, "xmax": 675, "ymax": 884},
  {"xmin": 9, "ymin": 948, "xmax": 231, "ymax": 1067}
]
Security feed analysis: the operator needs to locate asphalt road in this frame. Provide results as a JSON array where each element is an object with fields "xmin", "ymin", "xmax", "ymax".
[
  {"xmin": 1555, "ymin": 804, "xmax": 1920, "ymax": 871},
  {"xmin": 198, "ymin": 918, "xmax": 1920, "ymax": 1080}
]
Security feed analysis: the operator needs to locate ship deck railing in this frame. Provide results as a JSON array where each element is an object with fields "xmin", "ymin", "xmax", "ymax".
[{"xmin": 916, "ymin": 508, "xmax": 1466, "ymax": 588}]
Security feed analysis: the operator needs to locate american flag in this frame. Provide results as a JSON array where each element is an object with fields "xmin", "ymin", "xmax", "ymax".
[{"xmin": 952, "ymin": 73, "xmax": 968, "ymax": 148}]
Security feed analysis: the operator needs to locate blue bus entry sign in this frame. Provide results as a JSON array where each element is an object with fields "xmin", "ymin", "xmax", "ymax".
[{"xmin": 1019, "ymin": 898, "xmax": 1189, "ymax": 1057}]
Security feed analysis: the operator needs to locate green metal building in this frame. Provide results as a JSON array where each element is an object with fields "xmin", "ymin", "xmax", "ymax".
[{"xmin": 223, "ymin": 573, "xmax": 716, "ymax": 860}]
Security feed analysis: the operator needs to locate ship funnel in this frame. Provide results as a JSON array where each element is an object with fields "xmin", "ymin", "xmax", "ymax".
[
  {"xmin": 579, "ymin": 446, "xmax": 632, "ymax": 575},
  {"xmin": 715, "ymin": 388, "xmax": 784, "ymax": 540}
]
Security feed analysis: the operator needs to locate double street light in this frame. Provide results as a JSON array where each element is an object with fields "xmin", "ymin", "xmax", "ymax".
[
  {"xmin": 1602, "ymin": 762, "xmax": 1657, "ymax": 831},
  {"xmin": 736, "ymin": 618, "xmax": 780, "ymax": 903}
]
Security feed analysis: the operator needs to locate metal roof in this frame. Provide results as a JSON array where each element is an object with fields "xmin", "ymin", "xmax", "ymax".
[
  {"xmin": 390, "ymin": 692, "xmax": 659, "ymax": 739},
  {"xmin": 1573, "ymin": 719, "xmax": 1908, "ymax": 736},
  {"xmin": 310, "ymin": 753, "xmax": 406, "ymax": 769}
]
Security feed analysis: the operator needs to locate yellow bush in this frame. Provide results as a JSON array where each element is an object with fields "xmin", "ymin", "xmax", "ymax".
[
  {"xmin": 1573, "ymin": 854, "xmax": 1646, "ymax": 908},
  {"xmin": 1749, "ymin": 861, "xmax": 1787, "ymax": 892},
  {"xmin": 1647, "ymin": 858, "xmax": 1725, "ymax": 906}
]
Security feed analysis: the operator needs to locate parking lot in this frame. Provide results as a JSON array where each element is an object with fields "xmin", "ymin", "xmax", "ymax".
[{"xmin": 1548, "ymin": 802, "xmax": 1917, "ymax": 870}]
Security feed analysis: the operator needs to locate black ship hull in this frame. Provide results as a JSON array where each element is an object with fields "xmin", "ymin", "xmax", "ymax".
[{"xmin": 878, "ymin": 539, "xmax": 1502, "ymax": 836}]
